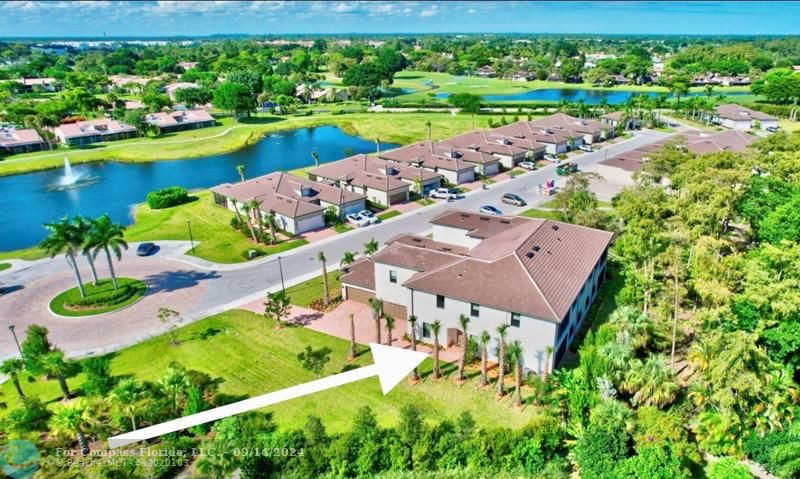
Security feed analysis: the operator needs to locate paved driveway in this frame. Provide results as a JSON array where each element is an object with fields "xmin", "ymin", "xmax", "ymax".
[{"xmin": 0, "ymin": 130, "xmax": 671, "ymax": 360}]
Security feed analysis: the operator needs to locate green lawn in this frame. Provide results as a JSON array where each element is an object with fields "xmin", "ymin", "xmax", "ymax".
[
  {"xmin": 416, "ymin": 198, "xmax": 435, "ymax": 206},
  {"xmin": 0, "ymin": 112, "xmax": 509, "ymax": 177},
  {"xmin": 333, "ymin": 223, "xmax": 353, "ymax": 234},
  {"xmin": 0, "ymin": 262, "xmax": 10, "ymax": 272},
  {"xmin": 0, "ymin": 310, "xmax": 534, "ymax": 432},
  {"xmin": 377, "ymin": 210, "xmax": 402, "ymax": 221},
  {"xmin": 285, "ymin": 271, "xmax": 341, "ymax": 307},
  {"xmin": 49, "ymin": 278, "xmax": 147, "ymax": 317},
  {"xmin": 779, "ymin": 119, "xmax": 800, "ymax": 132},
  {"xmin": 519, "ymin": 208, "xmax": 561, "ymax": 220}
]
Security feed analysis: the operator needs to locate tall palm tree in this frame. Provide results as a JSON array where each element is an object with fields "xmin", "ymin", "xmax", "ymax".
[
  {"xmin": 42, "ymin": 350, "xmax": 74, "ymax": 401},
  {"xmin": 51, "ymin": 400, "xmax": 91, "ymax": 455},
  {"xmin": 347, "ymin": 313, "xmax": 357, "ymax": 361},
  {"xmin": 369, "ymin": 297, "xmax": 383, "ymax": 344},
  {"xmin": 543, "ymin": 345, "xmax": 554, "ymax": 381},
  {"xmin": 0, "ymin": 359, "xmax": 26, "ymax": 399},
  {"xmin": 41, "ymin": 217, "xmax": 87, "ymax": 298},
  {"xmin": 598, "ymin": 97, "xmax": 610, "ymax": 116},
  {"xmin": 621, "ymin": 354, "xmax": 679, "ymax": 408},
  {"xmin": 408, "ymin": 315, "xmax": 421, "ymax": 381},
  {"xmin": 110, "ymin": 378, "xmax": 145, "ymax": 431},
  {"xmin": 248, "ymin": 199, "xmax": 265, "ymax": 239},
  {"xmin": 496, "ymin": 324, "xmax": 509, "ymax": 397},
  {"xmin": 457, "ymin": 314, "xmax": 470, "ymax": 382},
  {"xmin": 432, "ymin": 320, "xmax": 442, "ymax": 379},
  {"xmin": 364, "ymin": 238, "xmax": 379, "ymax": 256},
  {"xmin": 384, "ymin": 314, "xmax": 395, "ymax": 346},
  {"xmin": 266, "ymin": 209, "xmax": 277, "ymax": 245},
  {"xmin": 318, "ymin": 252, "xmax": 329, "ymax": 306},
  {"xmin": 479, "ymin": 330, "xmax": 490, "ymax": 387},
  {"xmin": 239, "ymin": 203, "xmax": 258, "ymax": 243},
  {"xmin": 507, "ymin": 340, "xmax": 524, "ymax": 407},
  {"xmin": 87, "ymin": 214, "xmax": 128, "ymax": 290},
  {"xmin": 375, "ymin": 137, "xmax": 381, "ymax": 154},
  {"xmin": 340, "ymin": 251, "xmax": 357, "ymax": 270},
  {"xmin": 236, "ymin": 164, "xmax": 246, "ymax": 182},
  {"xmin": 74, "ymin": 216, "xmax": 99, "ymax": 285},
  {"xmin": 158, "ymin": 367, "xmax": 190, "ymax": 417},
  {"xmin": 704, "ymin": 84, "xmax": 715, "ymax": 100},
  {"xmin": 311, "ymin": 150, "xmax": 320, "ymax": 168},
  {"xmin": 425, "ymin": 120, "xmax": 432, "ymax": 141}
]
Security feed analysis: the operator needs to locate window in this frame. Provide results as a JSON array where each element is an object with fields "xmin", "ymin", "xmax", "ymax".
[
  {"xmin": 389, "ymin": 270, "xmax": 397, "ymax": 284},
  {"xmin": 510, "ymin": 313, "xmax": 521, "ymax": 328},
  {"xmin": 422, "ymin": 322, "xmax": 432, "ymax": 339},
  {"xmin": 470, "ymin": 303, "xmax": 480, "ymax": 317},
  {"xmin": 436, "ymin": 295, "xmax": 445, "ymax": 309}
]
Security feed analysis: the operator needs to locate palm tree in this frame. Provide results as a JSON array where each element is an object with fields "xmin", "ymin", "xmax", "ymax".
[
  {"xmin": 73, "ymin": 216, "xmax": 99, "ymax": 285},
  {"xmin": 425, "ymin": 120, "xmax": 432, "ymax": 141},
  {"xmin": 621, "ymin": 354, "xmax": 679, "ymax": 408},
  {"xmin": 432, "ymin": 320, "xmax": 442, "ymax": 379},
  {"xmin": 340, "ymin": 251, "xmax": 357, "ymax": 270},
  {"xmin": 598, "ymin": 97, "xmax": 610, "ymax": 116},
  {"xmin": 364, "ymin": 238, "xmax": 379, "ymax": 256},
  {"xmin": 0, "ymin": 359, "xmax": 26, "ymax": 399},
  {"xmin": 311, "ymin": 150, "xmax": 320, "ymax": 168},
  {"xmin": 375, "ymin": 137, "xmax": 381, "ymax": 154},
  {"xmin": 496, "ymin": 324, "xmax": 509, "ymax": 397},
  {"xmin": 87, "ymin": 214, "xmax": 128, "ymax": 290},
  {"xmin": 42, "ymin": 350, "xmax": 74, "ymax": 401},
  {"xmin": 318, "ymin": 252, "xmax": 329, "ymax": 306},
  {"xmin": 41, "ymin": 217, "xmax": 87, "ymax": 298},
  {"xmin": 239, "ymin": 203, "xmax": 258, "ymax": 243},
  {"xmin": 51, "ymin": 400, "xmax": 91, "ymax": 455},
  {"xmin": 157, "ymin": 367, "xmax": 190, "ymax": 417},
  {"xmin": 236, "ymin": 164, "xmax": 246, "ymax": 182},
  {"xmin": 266, "ymin": 209, "xmax": 277, "ymax": 245},
  {"xmin": 248, "ymin": 199, "xmax": 265, "ymax": 239},
  {"xmin": 384, "ymin": 314, "xmax": 395, "ymax": 346},
  {"xmin": 479, "ymin": 330, "xmax": 490, "ymax": 387},
  {"xmin": 507, "ymin": 340, "xmax": 524, "ymax": 407},
  {"xmin": 347, "ymin": 313, "xmax": 357, "ymax": 361},
  {"xmin": 457, "ymin": 314, "xmax": 470, "ymax": 382},
  {"xmin": 369, "ymin": 297, "xmax": 383, "ymax": 344},
  {"xmin": 110, "ymin": 378, "xmax": 144, "ymax": 431},
  {"xmin": 408, "ymin": 315, "xmax": 421, "ymax": 381},
  {"xmin": 543, "ymin": 345, "xmax": 554, "ymax": 380},
  {"xmin": 704, "ymin": 84, "xmax": 715, "ymax": 100}
]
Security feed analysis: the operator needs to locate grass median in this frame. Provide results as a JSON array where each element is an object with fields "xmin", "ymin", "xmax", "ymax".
[{"xmin": 49, "ymin": 277, "xmax": 147, "ymax": 317}]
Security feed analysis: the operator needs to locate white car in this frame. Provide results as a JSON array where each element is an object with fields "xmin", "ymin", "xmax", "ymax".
[
  {"xmin": 346, "ymin": 213, "xmax": 370, "ymax": 227},
  {"xmin": 430, "ymin": 187, "xmax": 458, "ymax": 200},
  {"xmin": 579, "ymin": 145, "xmax": 593, "ymax": 152},
  {"xmin": 545, "ymin": 154, "xmax": 558, "ymax": 161},
  {"xmin": 479, "ymin": 205, "xmax": 502, "ymax": 216},
  {"xmin": 518, "ymin": 161, "xmax": 536, "ymax": 170},
  {"xmin": 358, "ymin": 210, "xmax": 380, "ymax": 225}
]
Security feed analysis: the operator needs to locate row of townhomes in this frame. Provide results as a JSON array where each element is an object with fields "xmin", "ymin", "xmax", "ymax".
[
  {"xmin": 340, "ymin": 210, "xmax": 614, "ymax": 373},
  {"xmin": 0, "ymin": 125, "xmax": 47, "ymax": 154},
  {"xmin": 210, "ymin": 113, "xmax": 616, "ymax": 234},
  {"xmin": 701, "ymin": 103, "xmax": 778, "ymax": 131}
]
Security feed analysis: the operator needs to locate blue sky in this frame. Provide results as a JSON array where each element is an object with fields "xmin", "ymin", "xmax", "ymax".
[{"xmin": 3, "ymin": 1, "xmax": 799, "ymax": 37}]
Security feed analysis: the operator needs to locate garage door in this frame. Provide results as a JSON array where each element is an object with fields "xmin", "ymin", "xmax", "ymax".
[
  {"xmin": 345, "ymin": 286, "xmax": 375, "ymax": 304},
  {"xmin": 389, "ymin": 190, "xmax": 408, "ymax": 205},
  {"xmin": 383, "ymin": 301, "xmax": 407, "ymax": 321}
]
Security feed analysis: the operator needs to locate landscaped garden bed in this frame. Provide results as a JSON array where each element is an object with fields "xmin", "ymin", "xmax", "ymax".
[{"xmin": 49, "ymin": 278, "xmax": 147, "ymax": 317}]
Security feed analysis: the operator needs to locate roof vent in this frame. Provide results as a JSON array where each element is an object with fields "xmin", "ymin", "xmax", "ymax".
[
  {"xmin": 480, "ymin": 217, "xmax": 490, "ymax": 221},
  {"xmin": 442, "ymin": 247, "xmax": 452, "ymax": 252},
  {"xmin": 532, "ymin": 246, "xmax": 540, "ymax": 252},
  {"xmin": 412, "ymin": 238, "xmax": 422, "ymax": 243},
  {"xmin": 500, "ymin": 220, "xmax": 511, "ymax": 224},
  {"xmin": 526, "ymin": 252, "xmax": 535, "ymax": 259},
  {"xmin": 551, "ymin": 224, "xmax": 559, "ymax": 230}
]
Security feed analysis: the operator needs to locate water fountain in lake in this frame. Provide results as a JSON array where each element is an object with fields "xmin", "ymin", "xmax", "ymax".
[{"xmin": 48, "ymin": 157, "xmax": 101, "ymax": 191}]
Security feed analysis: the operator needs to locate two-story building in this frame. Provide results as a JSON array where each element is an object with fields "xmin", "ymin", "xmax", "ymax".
[
  {"xmin": 341, "ymin": 210, "xmax": 613, "ymax": 373},
  {"xmin": 440, "ymin": 130, "xmax": 547, "ymax": 168},
  {"xmin": 379, "ymin": 141, "xmax": 478, "ymax": 185}
]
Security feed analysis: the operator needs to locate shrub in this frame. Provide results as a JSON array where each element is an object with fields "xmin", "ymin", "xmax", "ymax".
[
  {"xmin": 707, "ymin": 458, "xmax": 752, "ymax": 479},
  {"xmin": 146, "ymin": 186, "xmax": 191, "ymax": 209},
  {"xmin": 65, "ymin": 284, "xmax": 137, "ymax": 307}
]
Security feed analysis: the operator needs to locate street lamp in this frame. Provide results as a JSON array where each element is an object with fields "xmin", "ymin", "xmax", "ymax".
[
  {"xmin": 277, "ymin": 256, "xmax": 285, "ymax": 293},
  {"xmin": 187, "ymin": 220, "xmax": 195, "ymax": 253},
  {"xmin": 8, "ymin": 324, "xmax": 23, "ymax": 358}
]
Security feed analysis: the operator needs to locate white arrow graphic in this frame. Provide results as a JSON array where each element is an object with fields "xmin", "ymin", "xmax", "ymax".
[{"xmin": 108, "ymin": 343, "xmax": 427, "ymax": 449}]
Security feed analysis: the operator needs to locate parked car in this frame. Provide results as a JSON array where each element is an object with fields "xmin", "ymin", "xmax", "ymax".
[
  {"xmin": 358, "ymin": 210, "xmax": 380, "ymax": 225},
  {"xmin": 479, "ymin": 205, "xmax": 502, "ymax": 216},
  {"xmin": 766, "ymin": 126, "xmax": 779, "ymax": 133},
  {"xmin": 430, "ymin": 187, "xmax": 458, "ymax": 200},
  {"xmin": 346, "ymin": 213, "xmax": 370, "ymax": 227},
  {"xmin": 136, "ymin": 242, "xmax": 157, "ymax": 256},
  {"xmin": 579, "ymin": 145, "xmax": 594, "ymax": 152},
  {"xmin": 501, "ymin": 193, "xmax": 527, "ymax": 207},
  {"xmin": 518, "ymin": 161, "xmax": 536, "ymax": 170},
  {"xmin": 544, "ymin": 154, "xmax": 558, "ymax": 161}
]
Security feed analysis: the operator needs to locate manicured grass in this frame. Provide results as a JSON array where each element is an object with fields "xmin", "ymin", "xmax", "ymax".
[
  {"xmin": 416, "ymin": 198, "xmax": 435, "ymax": 206},
  {"xmin": 333, "ymin": 223, "xmax": 353, "ymax": 234},
  {"xmin": 0, "ymin": 309, "xmax": 533, "ymax": 432},
  {"xmin": 779, "ymin": 119, "xmax": 800, "ymax": 132},
  {"xmin": 0, "ymin": 112, "xmax": 509, "ymax": 177},
  {"xmin": 508, "ymin": 168, "xmax": 526, "ymax": 178},
  {"xmin": 0, "ymin": 262, "xmax": 10, "ymax": 272},
  {"xmin": 0, "ymin": 246, "xmax": 47, "ymax": 262},
  {"xmin": 377, "ymin": 210, "xmax": 402, "ymax": 221},
  {"xmin": 519, "ymin": 208, "xmax": 561, "ymax": 220},
  {"xmin": 48, "ymin": 278, "xmax": 147, "ymax": 317},
  {"xmin": 285, "ymin": 271, "xmax": 341, "ymax": 308},
  {"xmin": 539, "ymin": 199, "xmax": 613, "ymax": 209}
]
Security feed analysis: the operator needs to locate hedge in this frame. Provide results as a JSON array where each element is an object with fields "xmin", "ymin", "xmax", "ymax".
[
  {"xmin": 66, "ymin": 284, "xmax": 137, "ymax": 307},
  {"xmin": 146, "ymin": 186, "xmax": 191, "ymax": 209}
]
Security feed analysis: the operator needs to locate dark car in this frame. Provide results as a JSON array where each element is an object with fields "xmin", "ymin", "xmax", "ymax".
[
  {"xmin": 136, "ymin": 242, "xmax": 157, "ymax": 256},
  {"xmin": 501, "ymin": 193, "xmax": 527, "ymax": 207}
]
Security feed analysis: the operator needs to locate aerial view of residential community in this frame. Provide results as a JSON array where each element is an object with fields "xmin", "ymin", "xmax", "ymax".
[{"xmin": 1, "ymin": 1, "xmax": 800, "ymax": 478}]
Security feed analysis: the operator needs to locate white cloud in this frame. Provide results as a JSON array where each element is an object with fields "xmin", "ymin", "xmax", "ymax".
[{"xmin": 420, "ymin": 5, "xmax": 440, "ymax": 17}]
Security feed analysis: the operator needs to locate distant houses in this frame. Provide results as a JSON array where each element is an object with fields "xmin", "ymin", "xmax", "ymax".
[
  {"xmin": 54, "ymin": 119, "xmax": 138, "ymax": 146},
  {"xmin": 0, "ymin": 126, "xmax": 46, "ymax": 154},
  {"xmin": 13, "ymin": 77, "xmax": 61, "ymax": 93},
  {"xmin": 702, "ymin": 104, "xmax": 778, "ymax": 131},
  {"xmin": 145, "ymin": 109, "xmax": 216, "ymax": 134},
  {"xmin": 474, "ymin": 66, "xmax": 497, "ymax": 78},
  {"xmin": 164, "ymin": 82, "xmax": 199, "ymax": 101}
]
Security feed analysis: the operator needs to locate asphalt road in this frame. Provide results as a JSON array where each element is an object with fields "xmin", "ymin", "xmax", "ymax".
[{"xmin": 0, "ymin": 130, "xmax": 670, "ymax": 359}]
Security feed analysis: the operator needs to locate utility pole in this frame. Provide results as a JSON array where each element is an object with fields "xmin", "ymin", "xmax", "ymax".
[
  {"xmin": 9, "ymin": 324, "xmax": 23, "ymax": 358},
  {"xmin": 187, "ymin": 221, "xmax": 195, "ymax": 253},
  {"xmin": 277, "ymin": 256, "xmax": 285, "ymax": 293}
]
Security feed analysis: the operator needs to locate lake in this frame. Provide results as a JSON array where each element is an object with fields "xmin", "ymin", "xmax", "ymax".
[
  {"xmin": 433, "ymin": 88, "xmax": 751, "ymax": 104},
  {"xmin": 0, "ymin": 126, "xmax": 398, "ymax": 252}
]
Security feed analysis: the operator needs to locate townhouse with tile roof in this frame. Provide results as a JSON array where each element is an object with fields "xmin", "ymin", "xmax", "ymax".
[{"xmin": 341, "ymin": 210, "xmax": 613, "ymax": 372}]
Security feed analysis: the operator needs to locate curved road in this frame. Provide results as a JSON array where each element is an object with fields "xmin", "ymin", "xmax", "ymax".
[{"xmin": 0, "ymin": 130, "xmax": 671, "ymax": 360}]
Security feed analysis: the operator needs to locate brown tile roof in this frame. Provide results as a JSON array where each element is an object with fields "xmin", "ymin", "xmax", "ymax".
[
  {"xmin": 384, "ymin": 234, "xmax": 470, "ymax": 255},
  {"xmin": 0, "ymin": 127, "xmax": 44, "ymax": 147},
  {"xmin": 492, "ymin": 121, "xmax": 571, "ymax": 145},
  {"xmin": 372, "ymin": 243, "xmax": 463, "ymax": 272},
  {"xmin": 715, "ymin": 104, "xmax": 776, "ymax": 122},
  {"xmin": 530, "ymin": 113, "xmax": 609, "ymax": 136},
  {"xmin": 430, "ymin": 210, "xmax": 529, "ymax": 239},
  {"xmin": 55, "ymin": 118, "xmax": 137, "ymax": 139},
  {"xmin": 602, "ymin": 111, "xmax": 625, "ymax": 121},
  {"xmin": 340, "ymin": 258, "xmax": 375, "ymax": 291},
  {"xmin": 379, "ymin": 141, "xmax": 477, "ymax": 172},
  {"xmin": 308, "ymin": 154, "xmax": 442, "ymax": 187},
  {"xmin": 440, "ymin": 130, "xmax": 545, "ymax": 157}
]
